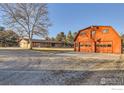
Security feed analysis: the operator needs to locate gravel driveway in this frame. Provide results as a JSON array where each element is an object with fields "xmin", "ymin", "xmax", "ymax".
[{"xmin": 0, "ymin": 49, "xmax": 123, "ymax": 85}]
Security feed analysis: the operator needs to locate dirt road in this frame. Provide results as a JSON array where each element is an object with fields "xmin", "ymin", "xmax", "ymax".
[{"xmin": 0, "ymin": 49, "xmax": 123, "ymax": 85}]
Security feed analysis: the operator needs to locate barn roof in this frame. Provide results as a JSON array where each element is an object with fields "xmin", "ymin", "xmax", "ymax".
[{"xmin": 74, "ymin": 25, "xmax": 113, "ymax": 41}]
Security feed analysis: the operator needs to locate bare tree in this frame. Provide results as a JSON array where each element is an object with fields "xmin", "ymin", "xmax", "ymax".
[{"xmin": 0, "ymin": 3, "xmax": 50, "ymax": 49}]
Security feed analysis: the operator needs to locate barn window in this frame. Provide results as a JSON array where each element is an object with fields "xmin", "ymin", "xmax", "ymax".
[
  {"xmin": 80, "ymin": 44, "xmax": 84, "ymax": 47},
  {"xmin": 80, "ymin": 32, "xmax": 86, "ymax": 35},
  {"xmin": 103, "ymin": 44, "xmax": 107, "ymax": 47},
  {"xmin": 92, "ymin": 31, "xmax": 96, "ymax": 35},
  {"xmin": 107, "ymin": 44, "xmax": 112, "ymax": 47},
  {"xmin": 87, "ymin": 44, "xmax": 91, "ymax": 47},
  {"xmin": 85, "ymin": 44, "xmax": 91, "ymax": 47},
  {"xmin": 99, "ymin": 44, "xmax": 103, "ymax": 47},
  {"xmin": 103, "ymin": 29, "xmax": 109, "ymax": 33},
  {"xmin": 96, "ymin": 44, "xmax": 100, "ymax": 47}
]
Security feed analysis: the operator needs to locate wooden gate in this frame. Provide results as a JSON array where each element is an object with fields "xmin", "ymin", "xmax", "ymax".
[{"xmin": 96, "ymin": 41, "xmax": 113, "ymax": 53}]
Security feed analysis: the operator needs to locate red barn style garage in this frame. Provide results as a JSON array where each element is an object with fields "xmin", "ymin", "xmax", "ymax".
[{"xmin": 74, "ymin": 26, "xmax": 122, "ymax": 53}]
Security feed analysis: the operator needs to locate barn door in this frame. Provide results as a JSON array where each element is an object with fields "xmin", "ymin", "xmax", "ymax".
[
  {"xmin": 96, "ymin": 41, "xmax": 113, "ymax": 53},
  {"xmin": 78, "ymin": 42, "xmax": 80, "ymax": 51},
  {"xmin": 79, "ymin": 41, "xmax": 92, "ymax": 52},
  {"xmin": 75, "ymin": 42, "xmax": 80, "ymax": 52}
]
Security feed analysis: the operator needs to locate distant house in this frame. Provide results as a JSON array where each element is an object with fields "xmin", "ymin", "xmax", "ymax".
[
  {"xmin": 19, "ymin": 38, "xmax": 68, "ymax": 48},
  {"xmin": 74, "ymin": 26, "xmax": 122, "ymax": 53}
]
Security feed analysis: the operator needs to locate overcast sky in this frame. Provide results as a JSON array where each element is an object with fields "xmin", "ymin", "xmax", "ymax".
[{"xmin": 48, "ymin": 3, "xmax": 124, "ymax": 37}]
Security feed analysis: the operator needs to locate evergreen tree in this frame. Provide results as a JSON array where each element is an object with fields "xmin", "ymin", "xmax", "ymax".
[
  {"xmin": 0, "ymin": 26, "xmax": 5, "ymax": 31},
  {"xmin": 66, "ymin": 31, "xmax": 74, "ymax": 43},
  {"xmin": 73, "ymin": 32, "xmax": 78, "ymax": 39},
  {"xmin": 56, "ymin": 32, "xmax": 66, "ymax": 42},
  {"xmin": 51, "ymin": 37, "xmax": 55, "ymax": 41}
]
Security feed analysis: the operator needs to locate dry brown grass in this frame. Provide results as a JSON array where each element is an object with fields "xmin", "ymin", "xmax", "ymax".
[{"xmin": 33, "ymin": 47, "xmax": 74, "ymax": 53}]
